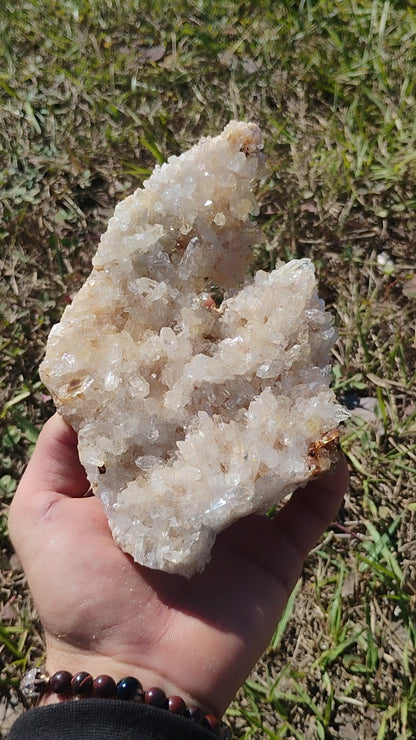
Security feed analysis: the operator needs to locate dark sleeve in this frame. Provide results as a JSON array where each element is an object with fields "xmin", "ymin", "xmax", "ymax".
[{"xmin": 8, "ymin": 699, "xmax": 219, "ymax": 739}]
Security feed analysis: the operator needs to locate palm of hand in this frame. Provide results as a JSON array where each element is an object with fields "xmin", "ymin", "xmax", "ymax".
[{"xmin": 9, "ymin": 414, "xmax": 347, "ymax": 715}]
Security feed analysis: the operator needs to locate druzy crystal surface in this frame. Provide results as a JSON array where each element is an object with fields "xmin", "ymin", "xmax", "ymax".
[{"xmin": 40, "ymin": 121, "xmax": 346, "ymax": 576}]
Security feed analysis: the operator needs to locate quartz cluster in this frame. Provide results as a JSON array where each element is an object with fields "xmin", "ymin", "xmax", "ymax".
[{"xmin": 40, "ymin": 121, "xmax": 347, "ymax": 577}]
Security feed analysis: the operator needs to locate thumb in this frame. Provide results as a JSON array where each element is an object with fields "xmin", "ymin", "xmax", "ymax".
[
  {"xmin": 9, "ymin": 413, "xmax": 89, "ymax": 545},
  {"xmin": 18, "ymin": 413, "xmax": 89, "ymax": 498}
]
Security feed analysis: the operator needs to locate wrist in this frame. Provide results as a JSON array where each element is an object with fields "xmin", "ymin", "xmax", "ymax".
[
  {"xmin": 21, "ymin": 649, "xmax": 231, "ymax": 738},
  {"xmin": 22, "ymin": 657, "xmax": 228, "ymax": 736},
  {"xmin": 41, "ymin": 640, "xmax": 215, "ymax": 715}
]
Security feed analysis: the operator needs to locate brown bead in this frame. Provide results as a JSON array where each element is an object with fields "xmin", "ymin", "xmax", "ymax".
[
  {"xmin": 168, "ymin": 695, "xmax": 186, "ymax": 715},
  {"xmin": 144, "ymin": 686, "xmax": 168, "ymax": 709},
  {"xmin": 202, "ymin": 714, "xmax": 221, "ymax": 735},
  {"xmin": 71, "ymin": 672, "xmax": 93, "ymax": 696},
  {"xmin": 50, "ymin": 671, "xmax": 72, "ymax": 694},
  {"xmin": 92, "ymin": 674, "xmax": 117, "ymax": 698}
]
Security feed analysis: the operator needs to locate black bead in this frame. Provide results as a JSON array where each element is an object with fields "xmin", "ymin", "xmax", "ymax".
[
  {"xmin": 144, "ymin": 686, "xmax": 168, "ymax": 709},
  {"xmin": 116, "ymin": 676, "xmax": 143, "ymax": 701},
  {"xmin": 92, "ymin": 674, "xmax": 117, "ymax": 698},
  {"xmin": 50, "ymin": 671, "xmax": 72, "ymax": 694},
  {"xmin": 168, "ymin": 695, "xmax": 187, "ymax": 715},
  {"xmin": 71, "ymin": 672, "xmax": 93, "ymax": 696},
  {"xmin": 187, "ymin": 705, "xmax": 204, "ymax": 723}
]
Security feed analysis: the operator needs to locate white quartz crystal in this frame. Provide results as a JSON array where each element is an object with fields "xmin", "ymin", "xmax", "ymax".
[{"xmin": 40, "ymin": 121, "xmax": 347, "ymax": 576}]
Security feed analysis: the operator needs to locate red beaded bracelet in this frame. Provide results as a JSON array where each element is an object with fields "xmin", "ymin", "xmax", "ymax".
[{"xmin": 21, "ymin": 668, "xmax": 230, "ymax": 738}]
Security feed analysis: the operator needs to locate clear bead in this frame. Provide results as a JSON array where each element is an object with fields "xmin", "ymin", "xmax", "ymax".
[{"xmin": 21, "ymin": 668, "xmax": 50, "ymax": 699}]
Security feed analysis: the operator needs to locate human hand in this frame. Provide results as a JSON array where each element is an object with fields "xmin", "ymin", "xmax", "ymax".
[{"xmin": 9, "ymin": 413, "xmax": 348, "ymax": 717}]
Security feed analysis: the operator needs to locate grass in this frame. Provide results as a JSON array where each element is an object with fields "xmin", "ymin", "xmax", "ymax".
[{"xmin": 1, "ymin": 0, "xmax": 415, "ymax": 737}]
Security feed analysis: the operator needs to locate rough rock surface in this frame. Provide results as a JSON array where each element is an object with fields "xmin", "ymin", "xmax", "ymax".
[{"xmin": 40, "ymin": 121, "xmax": 347, "ymax": 577}]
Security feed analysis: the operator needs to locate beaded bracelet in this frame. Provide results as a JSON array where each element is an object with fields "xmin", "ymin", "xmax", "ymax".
[{"xmin": 21, "ymin": 668, "xmax": 231, "ymax": 738}]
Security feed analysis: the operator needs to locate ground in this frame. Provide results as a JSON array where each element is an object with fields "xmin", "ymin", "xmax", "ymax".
[{"xmin": 1, "ymin": 1, "xmax": 415, "ymax": 737}]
